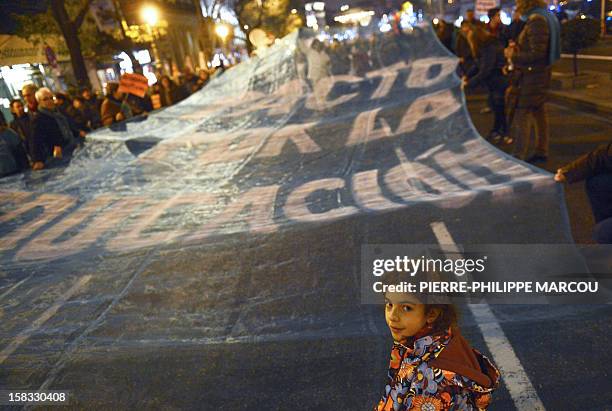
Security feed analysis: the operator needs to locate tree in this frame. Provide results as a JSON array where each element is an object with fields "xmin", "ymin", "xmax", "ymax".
[
  {"xmin": 51, "ymin": 0, "xmax": 96, "ymax": 87},
  {"xmin": 14, "ymin": 0, "xmax": 95, "ymax": 87},
  {"xmin": 13, "ymin": 0, "xmax": 150, "ymax": 88},
  {"xmin": 561, "ymin": 17, "xmax": 600, "ymax": 76},
  {"xmin": 234, "ymin": 0, "xmax": 302, "ymax": 50}
]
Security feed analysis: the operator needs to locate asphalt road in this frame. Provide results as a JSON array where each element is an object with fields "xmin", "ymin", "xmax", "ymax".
[
  {"xmin": 0, "ymin": 97, "xmax": 610, "ymax": 411},
  {"xmin": 466, "ymin": 96, "xmax": 612, "ymax": 244},
  {"xmin": 457, "ymin": 98, "xmax": 612, "ymax": 410}
]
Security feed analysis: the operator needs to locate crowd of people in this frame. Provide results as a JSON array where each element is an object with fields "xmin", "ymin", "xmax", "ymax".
[
  {"xmin": 436, "ymin": 0, "xmax": 562, "ymax": 163},
  {"xmin": 437, "ymin": 2, "xmax": 610, "ymax": 243},
  {"xmin": 0, "ymin": 67, "xmax": 213, "ymax": 176}
]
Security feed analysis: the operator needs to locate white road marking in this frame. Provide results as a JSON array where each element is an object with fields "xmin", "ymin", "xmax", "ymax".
[
  {"xmin": 430, "ymin": 222, "xmax": 546, "ymax": 411},
  {"xmin": 0, "ymin": 275, "xmax": 92, "ymax": 365}
]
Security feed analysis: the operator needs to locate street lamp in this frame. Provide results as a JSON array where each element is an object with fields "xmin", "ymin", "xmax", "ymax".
[
  {"xmin": 141, "ymin": 5, "xmax": 159, "ymax": 26},
  {"xmin": 141, "ymin": 5, "xmax": 161, "ymax": 70},
  {"xmin": 215, "ymin": 24, "xmax": 230, "ymax": 42}
]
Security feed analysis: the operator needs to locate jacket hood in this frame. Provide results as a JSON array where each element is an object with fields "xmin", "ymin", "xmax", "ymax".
[{"xmin": 430, "ymin": 328, "xmax": 500, "ymax": 391}]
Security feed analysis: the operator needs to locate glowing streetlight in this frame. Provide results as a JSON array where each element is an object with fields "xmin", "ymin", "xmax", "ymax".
[
  {"xmin": 141, "ymin": 5, "xmax": 159, "ymax": 26},
  {"xmin": 215, "ymin": 24, "xmax": 230, "ymax": 41},
  {"xmin": 141, "ymin": 5, "xmax": 161, "ymax": 70}
]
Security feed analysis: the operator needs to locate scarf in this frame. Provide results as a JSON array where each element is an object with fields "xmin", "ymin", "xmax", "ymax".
[
  {"xmin": 38, "ymin": 107, "xmax": 74, "ymax": 145},
  {"xmin": 523, "ymin": 7, "xmax": 561, "ymax": 65}
]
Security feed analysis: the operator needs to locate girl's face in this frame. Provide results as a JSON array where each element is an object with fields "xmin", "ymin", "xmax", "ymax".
[{"xmin": 384, "ymin": 292, "xmax": 436, "ymax": 344}]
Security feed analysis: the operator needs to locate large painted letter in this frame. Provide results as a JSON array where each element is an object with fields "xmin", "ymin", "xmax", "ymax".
[
  {"xmin": 257, "ymin": 123, "xmax": 321, "ymax": 158},
  {"xmin": 352, "ymin": 169, "xmax": 400, "ymax": 211},
  {"xmin": 0, "ymin": 194, "xmax": 76, "ymax": 251},
  {"xmin": 370, "ymin": 71, "xmax": 399, "ymax": 99},
  {"xmin": 106, "ymin": 194, "xmax": 210, "ymax": 252},
  {"xmin": 395, "ymin": 89, "xmax": 461, "ymax": 135},
  {"xmin": 285, "ymin": 178, "xmax": 357, "ymax": 222},
  {"xmin": 306, "ymin": 75, "xmax": 361, "ymax": 111},
  {"xmin": 346, "ymin": 108, "xmax": 392, "ymax": 147},
  {"xmin": 405, "ymin": 57, "xmax": 457, "ymax": 88},
  {"xmin": 16, "ymin": 195, "xmax": 139, "ymax": 260},
  {"xmin": 185, "ymin": 185, "xmax": 280, "ymax": 241}
]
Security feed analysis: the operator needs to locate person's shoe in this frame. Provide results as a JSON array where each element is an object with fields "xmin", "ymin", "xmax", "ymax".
[
  {"xmin": 527, "ymin": 154, "xmax": 548, "ymax": 163},
  {"xmin": 479, "ymin": 107, "xmax": 492, "ymax": 114},
  {"xmin": 486, "ymin": 131, "xmax": 502, "ymax": 145},
  {"xmin": 502, "ymin": 136, "xmax": 513, "ymax": 145}
]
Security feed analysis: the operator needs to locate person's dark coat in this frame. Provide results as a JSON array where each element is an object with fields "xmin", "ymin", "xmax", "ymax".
[
  {"xmin": 560, "ymin": 142, "xmax": 612, "ymax": 242},
  {"xmin": 181, "ymin": 73, "xmax": 198, "ymax": 96},
  {"xmin": 454, "ymin": 32, "xmax": 474, "ymax": 76},
  {"xmin": 560, "ymin": 142, "xmax": 612, "ymax": 183},
  {"xmin": 126, "ymin": 94, "xmax": 153, "ymax": 116},
  {"xmin": 506, "ymin": 19, "xmax": 526, "ymax": 43},
  {"xmin": 57, "ymin": 101, "xmax": 82, "ymax": 139},
  {"xmin": 507, "ymin": 13, "xmax": 551, "ymax": 109},
  {"xmin": 31, "ymin": 109, "xmax": 72, "ymax": 163},
  {"xmin": 83, "ymin": 96, "xmax": 102, "ymax": 128},
  {"xmin": 0, "ymin": 128, "xmax": 29, "ymax": 176},
  {"xmin": 489, "ymin": 22, "xmax": 512, "ymax": 47},
  {"xmin": 436, "ymin": 22, "xmax": 454, "ymax": 51},
  {"xmin": 466, "ymin": 37, "xmax": 508, "ymax": 95},
  {"xmin": 159, "ymin": 85, "xmax": 182, "ymax": 107},
  {"xmin": 67, "ymin": 106, "xmax": 91, "ymax": 133},
  {"xmin": 101, "ymin": 96, "xmax": 122, "ymax": 126},
  {"xmin": 101, "ymin": 96, "xmax": 133, "ymax": 126},
  {"xmin": 10, "ymin": 113, "xmax": 35, "ymax": 156}
]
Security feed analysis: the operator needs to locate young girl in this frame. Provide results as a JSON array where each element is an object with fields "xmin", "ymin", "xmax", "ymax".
[{"xmin": 375, "ymin": 288, "xmax": 500, "ymax": 410}]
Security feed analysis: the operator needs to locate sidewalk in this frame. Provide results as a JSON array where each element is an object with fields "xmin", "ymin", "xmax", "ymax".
[
  {"xmin": 549, "ymin": 79, "xmax": 612, "ymax": 116},
  {"xmin": 549, "ymin": 43, "xmax": 612, "ymax": 116}
]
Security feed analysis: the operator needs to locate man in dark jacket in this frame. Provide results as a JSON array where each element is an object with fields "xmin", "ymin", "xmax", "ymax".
[
  {"xmin": 505, "ymin": 0, "xmax": 560, "ymax": 163},
  {"xmin": 464, "ymin": 26, "xmax": 509, "ymax": 140},
  {"xmin": 455, "ymin": 21, "xmax": 475, "ymax": 77},
  {"xmin": 464, "ymin": 8, "xmax": 484, "ymax": 27},
  {"xmin": 31, "ymin": 87, "xmax": 75, "ymax": 170},
  {"xmin": 9, "ymin": 99, "xmax": 34, "ymax": 158},
  {"xmin": 487, "ymin": 7, "xmax": 510, "ymax": 47},
  {"xmin": 54, "ymin": 92, "xmax": 84, "ymax": 140},
  {"xmin": 80, "ymin": 87, "xmax": 102, "ymax": 129},
  {"xmin": 506, "ymin": 10, "xmax": 526, "ymax": 42},
  {"xmin": 555, "ymin": 142, "xmax": 612, "ymax": 244},
  {"xmin": 101, "ymin": 82, "xmax": 133, "ymax": 126}
]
